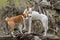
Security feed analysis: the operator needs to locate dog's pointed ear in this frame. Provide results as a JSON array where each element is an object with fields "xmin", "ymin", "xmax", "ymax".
[
  {"xmin": 29, "ymin": 6, "xmax": 34, "ymax": 12},
  {"xmin": 23, "ymin": 6, "xmax": 29, "ymax": 14},
  {"xmin": 28, "ymin": 7, "xmax": 32, "ymax": 14}
]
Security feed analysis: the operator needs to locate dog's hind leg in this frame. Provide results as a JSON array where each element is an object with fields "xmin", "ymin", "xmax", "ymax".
[
  {"xmin": 18, "ymin": 24, "xmax": 23, "ymax": 34},
  {"xmin": 42, "ymin": 19, "xmax": 48, "ymax": 36},
  {"xmin": 8, "ymin": 22, "xmax": 16, "ymax": 37}
]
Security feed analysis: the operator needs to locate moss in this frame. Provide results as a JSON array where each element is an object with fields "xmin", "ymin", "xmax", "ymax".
[
  {"xmin": 0, "ymin": 0, "xmax": 8, "ymax": 6},
  {"xmin": 58, "ymin": 16, "xmax": 60, "ymax": 21}
]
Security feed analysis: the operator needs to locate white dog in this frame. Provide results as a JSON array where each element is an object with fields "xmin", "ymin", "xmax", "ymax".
[{"xmin": 23, "ymin": 7, "xmax": 48, "ymax": 36}]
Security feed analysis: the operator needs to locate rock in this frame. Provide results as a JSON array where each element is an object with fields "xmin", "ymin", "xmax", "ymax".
[
  {"xmin": 39, "ymin": 1, "xmax": 52, "ymax": 9},
  {"xmin": 53, "ymin": 1, "xmax": 60, "ymax": 9}
]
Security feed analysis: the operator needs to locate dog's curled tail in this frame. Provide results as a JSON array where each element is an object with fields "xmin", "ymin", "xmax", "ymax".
[{"xmin": 5, "ymin": 17, "xmax": 9, "ymax": 21}]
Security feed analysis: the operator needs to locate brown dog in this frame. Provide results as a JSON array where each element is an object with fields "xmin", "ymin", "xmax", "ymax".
[{"xmin": 5, "ymin": 13, "xmax": 28, "ymax": 37}]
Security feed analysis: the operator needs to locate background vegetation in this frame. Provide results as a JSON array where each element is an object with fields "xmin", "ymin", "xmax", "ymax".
[{"xmin": 0, "ymin": 0, "xmax": 60, "ymax": 40}]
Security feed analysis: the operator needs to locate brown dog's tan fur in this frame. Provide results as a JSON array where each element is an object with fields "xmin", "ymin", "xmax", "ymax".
[{"xmin": 5, "ymin": 13, "xmax": 28, "ymax": 32}]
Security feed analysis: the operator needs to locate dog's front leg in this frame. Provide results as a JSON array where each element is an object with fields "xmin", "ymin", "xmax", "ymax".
[
  {"xmin": 23, "ymin": 18, "xmax": 26, "ymax": 30},
  {"xmin": 28, "ymin": 16, "xmax": 32, "ymax": 33},
  {"xmin": 18, "ymin": 24, "xmax": 23, "ymax": 34}
]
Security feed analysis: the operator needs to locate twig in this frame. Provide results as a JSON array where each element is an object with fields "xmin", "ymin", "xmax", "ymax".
[{"xmin": 49, "ymin": 28, "xmax": 57, "ymax": 33}]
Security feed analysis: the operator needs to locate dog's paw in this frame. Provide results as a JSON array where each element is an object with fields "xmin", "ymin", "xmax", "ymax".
[
  {"xmin": 43, "ymin": 34, "xmax": 47, "ymax": 37},
  {"xmin": 28, "ymin": 32, "xmax": 31, "ymax": 34},
  {"xmin": 12, "ymin": 35, "xmax": 16, "ymax": 37}
]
